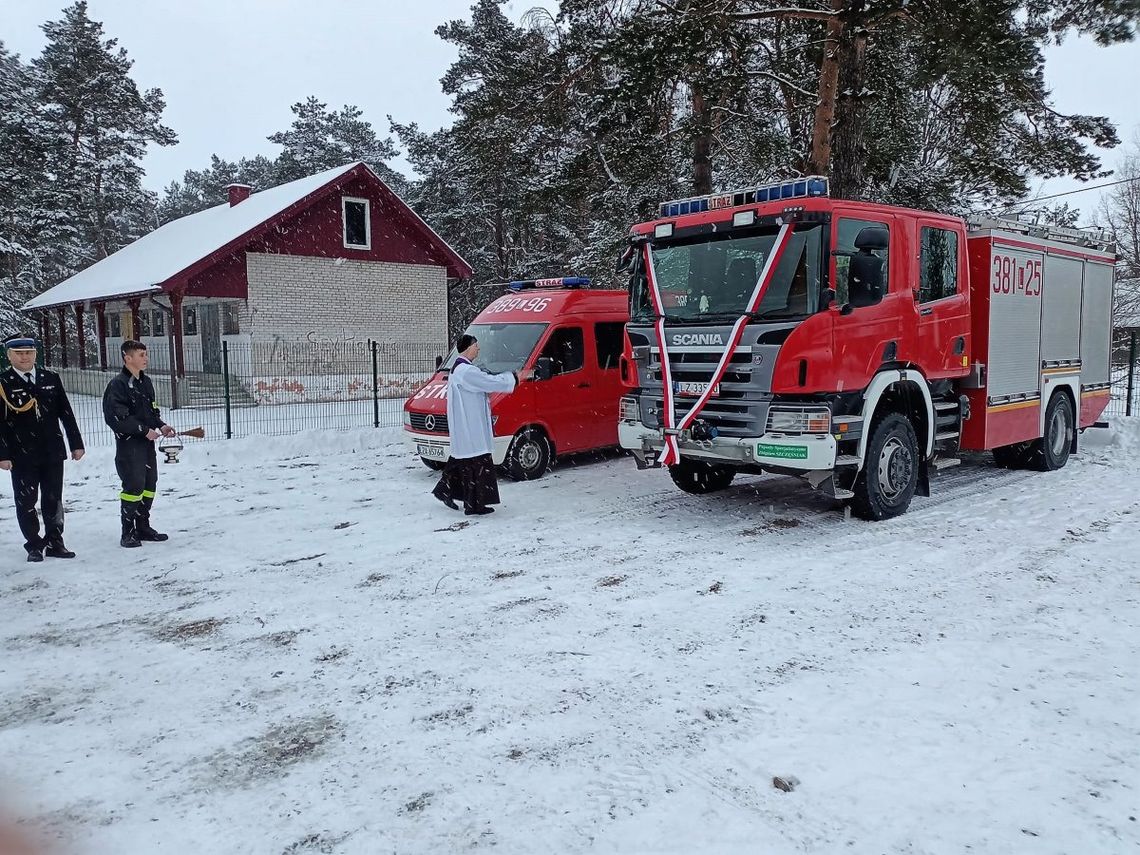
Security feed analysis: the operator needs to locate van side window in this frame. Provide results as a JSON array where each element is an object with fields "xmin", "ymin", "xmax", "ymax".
[
  {"xmin": 595, "ymin": 322, "xmax": 625, "ymax": 370},
  {"xmin": 919, "ymin": 227, "xmax": 959, "ymax": 303},
  {"xmin": 539, "ymin": 326, "xmax": 584, "ymax": 375}
]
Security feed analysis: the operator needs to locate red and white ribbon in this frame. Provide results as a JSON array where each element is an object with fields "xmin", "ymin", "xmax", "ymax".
[{"xmin": 644, "ymin": 222, "xmax": 794, "ymax": 467}]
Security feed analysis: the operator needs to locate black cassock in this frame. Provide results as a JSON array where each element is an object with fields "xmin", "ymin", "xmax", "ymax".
[{"xmin": 433, "ymin": 454, "xmax": 501, "ymax": 513}]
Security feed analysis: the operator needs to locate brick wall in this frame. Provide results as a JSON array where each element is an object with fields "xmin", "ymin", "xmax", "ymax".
[{"xmin": 245, "ymin": 253, "xmax": 448, "ymax": 350}]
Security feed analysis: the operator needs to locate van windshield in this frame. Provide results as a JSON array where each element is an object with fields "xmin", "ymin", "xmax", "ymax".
[{"xmin": 443, "ymin": 323, "xmax": 548, "ymax": 374}]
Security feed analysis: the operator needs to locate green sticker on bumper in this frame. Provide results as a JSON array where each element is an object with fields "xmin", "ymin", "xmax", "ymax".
[{"xmin": 756, "ymin": 443, "xmax": 808, "ymax": 460}]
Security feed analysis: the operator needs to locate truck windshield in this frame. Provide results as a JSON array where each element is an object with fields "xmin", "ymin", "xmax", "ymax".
[
  {"xmin": 443, "ymin": 322, "xmax": 548, "ymax": 374},
  {"xmin": 630, "ymin": 223, "xmax": 824, "ymax": 323}
]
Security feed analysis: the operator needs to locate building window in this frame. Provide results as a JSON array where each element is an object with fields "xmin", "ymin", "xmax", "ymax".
[
  {"xmin": 183, "ymin": 306, "xmax": 198, "ymax": 336},
  {"xmin": 152, "ymin": 310, "xmax": 165, "ymax": 336},
  {"xmin": 920, "ymin": 227, "xmax": 960, "ymax": 303},
  {"xmin": 595, "ymin": 322, "xmax": 625, "ymax": 370},
  {"xmin": 139, "ymin": 311, "xmax": 151, "ymax": 337},
  {"xmin": 222, "ymin": 303, "xmax": 241, "ymax": 335},
  {"xmin": 342, "ymin": 197, "xmax": 371, "ymax": 249},
  {"xmin": 108, "ymin": 313, "xmax": 122, "ymax": 337}
]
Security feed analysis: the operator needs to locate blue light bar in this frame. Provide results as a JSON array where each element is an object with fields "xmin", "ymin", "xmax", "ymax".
[
  {"xmin": 506, "ymin": 276, "xmax": 591, "ymax": 292},
  {"xmin": 657, "ymin": 175, "xmax": 829, "ymax": 218}
]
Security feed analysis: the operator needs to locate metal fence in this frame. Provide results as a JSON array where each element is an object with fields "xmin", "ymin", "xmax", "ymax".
[
  {"xmin": 1108, "ymin": 329, "xmax": 1138, "ymax": 419},
  {"xmin": 28, "ymin": 331, "xmax": 1140, "ymax": 450},
  {"xmin": 59, "ymin": 340, "xmax": 444, "ymax": 448}
]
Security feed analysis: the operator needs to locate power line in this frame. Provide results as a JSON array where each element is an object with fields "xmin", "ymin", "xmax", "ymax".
[{"xmin": 1003, "ymin": 175, "xmax": 1139, "ymax": 210}]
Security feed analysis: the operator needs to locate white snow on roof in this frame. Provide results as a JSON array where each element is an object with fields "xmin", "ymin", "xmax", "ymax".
[{"xmin": 23, "ymin": 163, "xmax": 361, "ymax": 310}]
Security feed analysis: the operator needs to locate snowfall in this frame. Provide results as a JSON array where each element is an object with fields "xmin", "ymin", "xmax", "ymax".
[{"xmin": 2, "ymin": 418, "xmax": 1139, "ymax": 855}]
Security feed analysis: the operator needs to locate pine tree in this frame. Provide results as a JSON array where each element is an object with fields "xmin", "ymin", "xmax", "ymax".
[
  {"xmin": 269, "ymin": 96, "xmax": 404, "ymax": 191},
  {"xmin": 157, "ymin": 154, "xmax": 278, "ymax": 223},
  {"xmin": 0, "ymin": 40, "xmax": 84, "ymax": 336},
  {"xmin": 33, "ymin": 1, "xmax": 176, "ymax": 271}
]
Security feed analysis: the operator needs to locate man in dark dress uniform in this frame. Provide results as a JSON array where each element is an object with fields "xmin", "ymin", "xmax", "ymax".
[
  {"xmin": 0, "ymin": 336, "xmax": 85, "ymax": 562},
  {"xmin": 102, "ymin": 339, "xmax": 177, "ymax": 548}
]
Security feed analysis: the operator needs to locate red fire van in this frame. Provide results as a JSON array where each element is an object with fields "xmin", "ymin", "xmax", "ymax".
[{"xmin": 403, "ymin": 278, "xmax": 629, "ymax": 479}]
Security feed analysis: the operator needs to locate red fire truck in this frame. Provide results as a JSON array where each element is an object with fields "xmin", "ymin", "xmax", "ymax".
[
  {"xmin": 617, "ymin": 178, "xmax": 1116, "ymax": 519},
  {"xmin": 404, "ymin": 278, "xmax": 629, "ymax": 479}
]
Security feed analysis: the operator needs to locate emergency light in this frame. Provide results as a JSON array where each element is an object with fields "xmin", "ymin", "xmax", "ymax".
[
  {"xmin": 506, "ymin": 277, "xmax": 591, "ymax": 292},
  {"xmin": 658, "ymin": 176, "xmax": 829, "ymax": 219}
]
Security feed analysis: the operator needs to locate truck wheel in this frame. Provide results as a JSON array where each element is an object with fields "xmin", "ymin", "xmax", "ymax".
[
  {"xmin": 420, "ymin": 457, "xmax": 445, "ymax": 471},
  {"xmin": 668, "ymin": 459, "xmax": 736, "ymax": 494},
  {"xmin": 851, "ymin": 412, "xmax": 919, "ymax": 521},
  {"xmin": 505, "ymin": 428, "xmax": 551, "ymax": 481},
  {"xmin": 1030, "ymin": 393, "xmax": 1074, "ymax": 471}
]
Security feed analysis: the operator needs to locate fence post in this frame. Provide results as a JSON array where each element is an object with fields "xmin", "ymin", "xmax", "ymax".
[
  {"xmin": 372, "ymin": 339, "xmax": 380, "ymax": 429},
  {"xmin": 1128, "ymin": 330, "xmax": 1137, "ymax": 418},
  {"xmin": 223, "ymin": 340, "xmax": 233, "ymax": 440}
]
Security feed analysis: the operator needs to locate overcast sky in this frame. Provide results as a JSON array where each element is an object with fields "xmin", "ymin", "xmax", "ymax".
[{"xmin": 6, "ymin": 0, "xmax": 1139, "ymax": 223}]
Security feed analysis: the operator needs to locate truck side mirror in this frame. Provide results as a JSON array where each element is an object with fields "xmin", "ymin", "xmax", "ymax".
[{"xmin": 534, "ymin": 357, "xmax": 553, "ymax": 381}]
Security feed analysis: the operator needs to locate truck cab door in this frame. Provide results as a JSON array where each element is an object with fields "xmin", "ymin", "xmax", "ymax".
[
  {"xmin": 914, "ymin": 220, "xmax": 971, "ymax": 379},
  {"xmin": 829, "ymin": 213, "xmax": 901, "ymax": 391},
  {"xmin": 588, "ymin": 320, "xmax": 627, "ymax": 449}
]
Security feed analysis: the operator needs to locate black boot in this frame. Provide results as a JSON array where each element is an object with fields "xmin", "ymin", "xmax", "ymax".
[
  {"xmin": 137, "ymin": 496, "xmax": 168, "ymax": 541},
  {"xmin": 45, "ymin": 542, "xmax": 76, "ymax": 559},
  {"xmin": 120, "ymin": 500, "xmax": 142, "ymax": 548},
  {"xmin": 27, "ymin": 547, "xmax": 44, "ymax": 562}
]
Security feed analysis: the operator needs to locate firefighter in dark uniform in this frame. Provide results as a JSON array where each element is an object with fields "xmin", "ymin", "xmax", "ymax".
[
  {"xmin": 102, "ymin": 339, "xmax": 177, "ymax": 548},
  {"xmin": 0, "ymin": 336, "xmax": 85, "ymax": 562}
]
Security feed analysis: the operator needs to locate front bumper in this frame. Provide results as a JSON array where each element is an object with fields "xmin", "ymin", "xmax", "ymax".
[
  {"xmin": 403, "ymin": 429, "xmax": 513, "ymax": 466},
  {"xmin": 617, "ymin": 421, "xmax": 837, "ymax": 471}
]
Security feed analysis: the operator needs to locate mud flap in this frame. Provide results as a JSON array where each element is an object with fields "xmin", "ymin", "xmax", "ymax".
[{"xmin": 916, "ymin": 457, "xmax": 931, "ymax": 498}]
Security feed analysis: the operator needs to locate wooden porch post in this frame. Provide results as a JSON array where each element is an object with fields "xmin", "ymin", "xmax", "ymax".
[
  {"xmin": 56, "ymin": 306, "xmax": 69, "ymax": 369},
  {"xmin": 171, "ymin": 292, "xmax": 186, "ymax": 377},
  {"xmin": 41, "ymin": 313, "xmax": 52, "ymax": 366},
  {"xmin": 94, "ymin": 303, "xmax": 108, "ymax": 370},
  {"xmin": 129, "ymin": 299, "xmax": 142, "ymax": 342},
  {"xmin": 74, "ymin": 304, "xmax": 88, "ymax": 369}
]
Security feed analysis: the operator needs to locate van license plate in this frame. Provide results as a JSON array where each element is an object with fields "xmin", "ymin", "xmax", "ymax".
[
  {"xmin": 676, "ymin": 381, "xmax": 719, "ymax": 398},
  {"xmin": 417, "ymin": 443, "xmax": 447, "ymax": 460}
]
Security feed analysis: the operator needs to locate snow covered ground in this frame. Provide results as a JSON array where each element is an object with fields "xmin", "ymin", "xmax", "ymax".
[
  {"xmin": 1, "ymin": 421, "xmax": 1139, "ymax": 854},
  {"xmin": 65, "ymin": 393, "xmax": 406, "ymax": 447}
]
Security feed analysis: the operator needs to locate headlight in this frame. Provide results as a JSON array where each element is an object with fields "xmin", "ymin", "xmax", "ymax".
[
  {"xmin": 767, "ymin": 407, "xmax": 830, "ymax": 434},
  {"xmin": 619, "ymin": 396, "xmax": 640, "ymax": 422},
  {"xmin": 402, "ymin": 409, "xmax": 411, "ymax": 426}
]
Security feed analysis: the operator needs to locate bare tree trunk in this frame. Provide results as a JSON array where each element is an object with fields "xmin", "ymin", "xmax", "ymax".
[
  {"xmin": 830, "ymin": 19, "xmax": 869, "ymax": 200},
  {"xmin": 807, "ymin": 0, "xmax": 846, "ymax": 176},
  {"xmin": 691, "ymin": 86, "xmax": 713, "ymax": 195}
]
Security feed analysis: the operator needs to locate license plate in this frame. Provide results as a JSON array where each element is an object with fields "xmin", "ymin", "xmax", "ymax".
[
  {"xmin": 756, "ymin": 442, "xmax": 808, "ymax": 460},
  {"xmin": 417, "ymin": 443, "xmax": 446, "ymax": 460},
  {"xmin": 676, "ymin": 381, "xmax": 719, "ymax": 398}
]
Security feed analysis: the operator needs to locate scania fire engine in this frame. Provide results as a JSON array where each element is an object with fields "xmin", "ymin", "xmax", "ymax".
[{"xmin": 616, "ymin": 177, "xmax": 1115, "ymax": 520}]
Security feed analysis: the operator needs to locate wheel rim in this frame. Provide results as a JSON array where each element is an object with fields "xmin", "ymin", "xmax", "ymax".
[
  {"xmin": 517, "ymin": 438, "xmax": 543, "ymax": 471},
  {"xmin": 1049, "ymin": 403, "xmax": 1071, "ymax": 457},
  {"xmin": 877, "ymin": 437, "xmax": 913, "ymax": 501}
]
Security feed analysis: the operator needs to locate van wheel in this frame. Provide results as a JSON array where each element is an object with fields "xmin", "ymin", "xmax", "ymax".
[
  {"xmin": 505, "ymin": 428, "xmax": 551, "ymax": 481},
  {"xmin": 1029, "ymin": 393, "xmax": 1073, "ymax": 471},
  {"xmin": 668, "ymin": 459, "xmax": 736, "ymax": 494},
  {"xmin": 851, "ymin": 412, "xmax": 919, "ymax": 521},
  {"xmin": 420, "ymin": 457, "xmax": 445, "ymax": 471}
]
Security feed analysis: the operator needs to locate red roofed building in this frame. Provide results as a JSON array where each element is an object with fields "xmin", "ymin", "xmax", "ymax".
[{"xmin": 23, "ymin": 162, "xmax": 470, "ymax": 404}]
